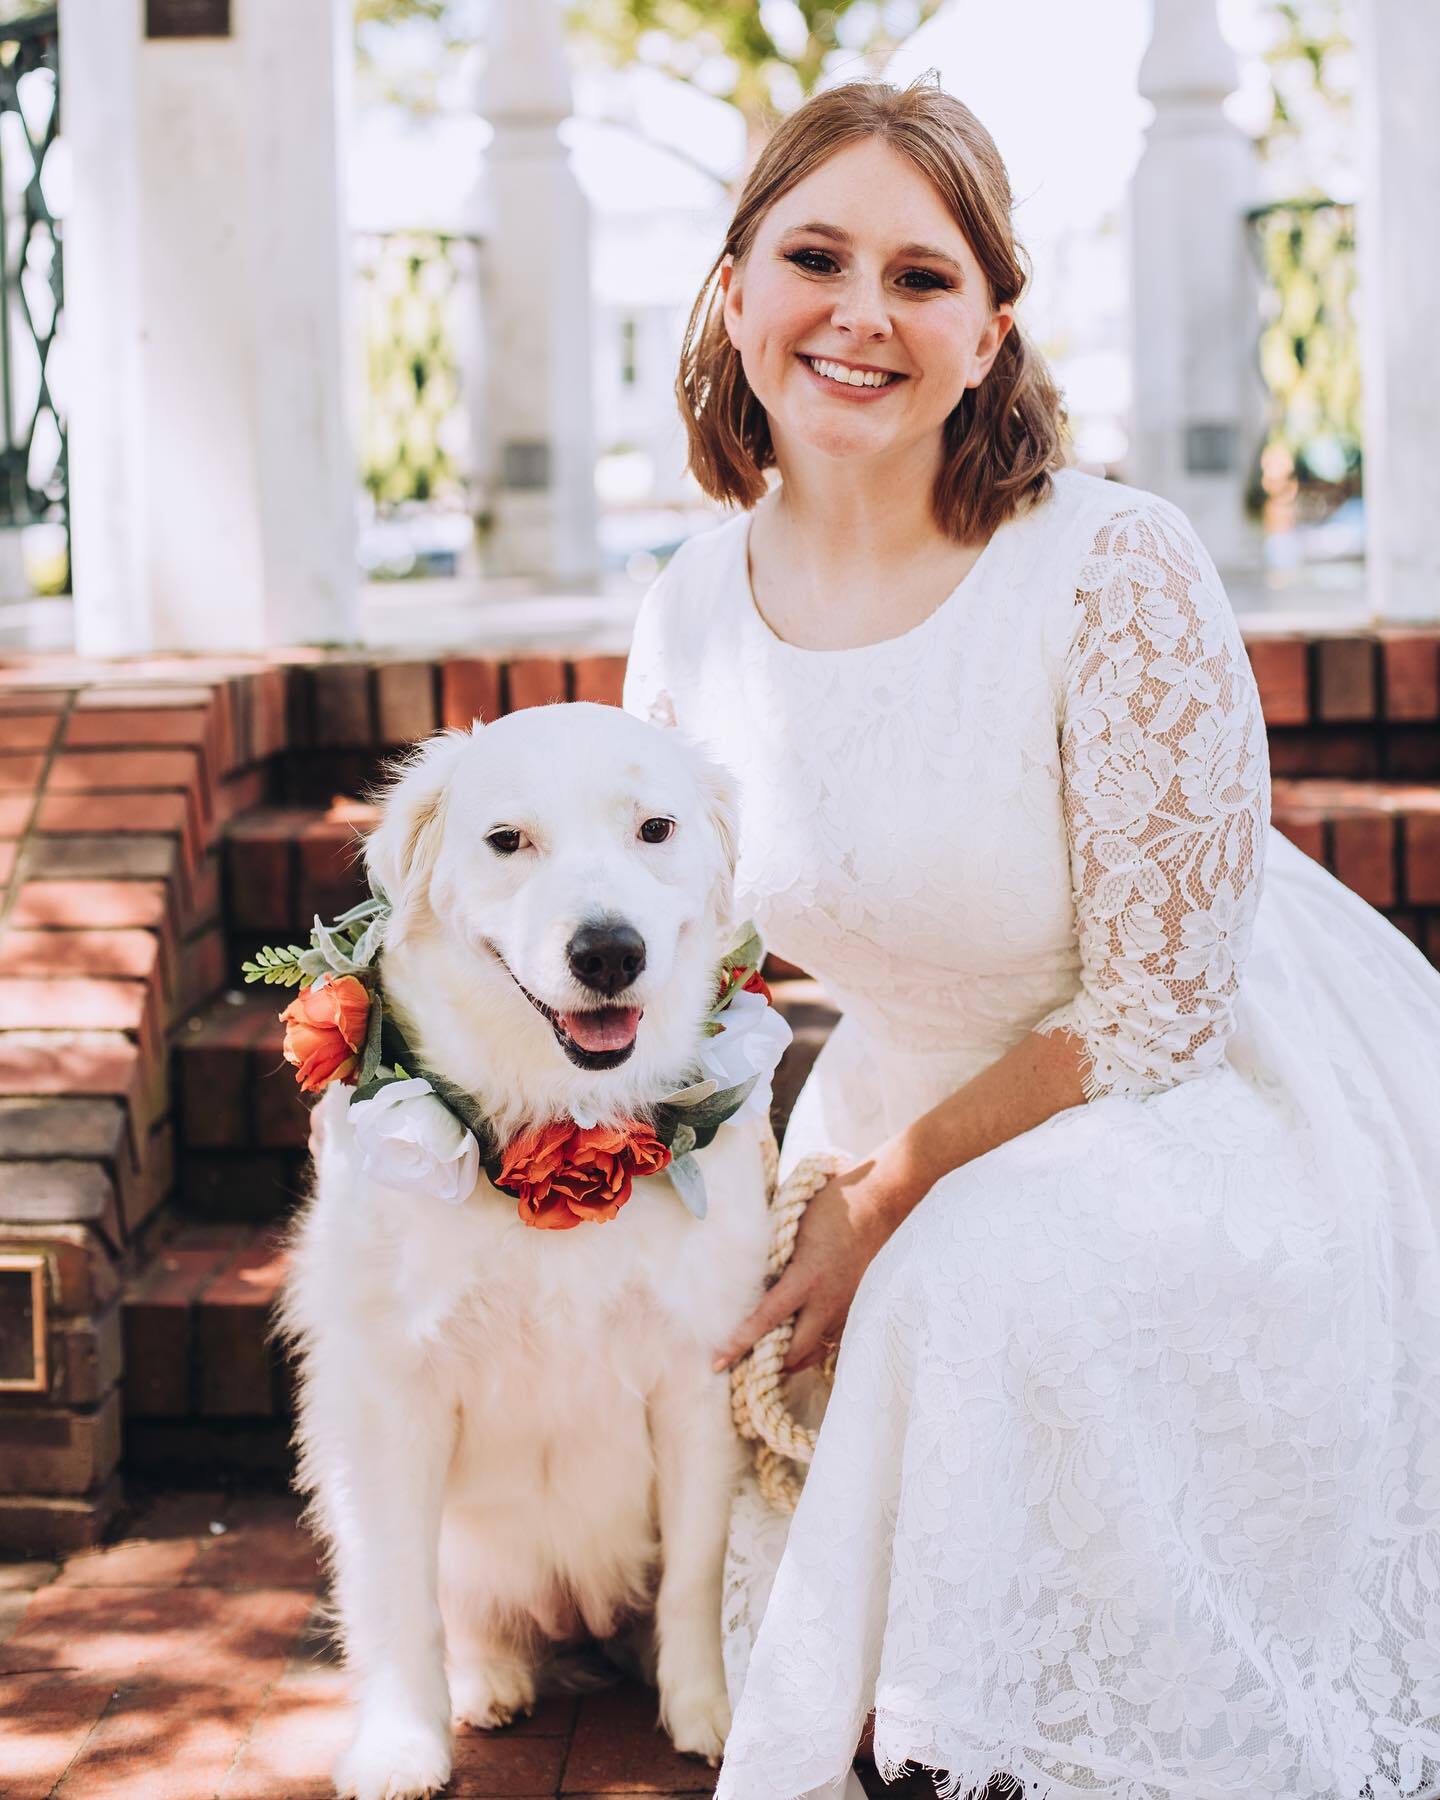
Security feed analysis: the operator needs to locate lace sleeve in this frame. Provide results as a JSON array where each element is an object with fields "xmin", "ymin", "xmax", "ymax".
[
  {"xmin": 1036, "ymin": 498, "xmax": 1270, "ymax": 1100},
  {"xmin": 622, "ymin": 563, "xmax": 680, "ymax": 730}
]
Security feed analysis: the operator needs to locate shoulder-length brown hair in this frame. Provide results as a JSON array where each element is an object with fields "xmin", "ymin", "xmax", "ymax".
[{"xmin": 677, "ymin": 78, "xmax": 1067, "ymax": 542}]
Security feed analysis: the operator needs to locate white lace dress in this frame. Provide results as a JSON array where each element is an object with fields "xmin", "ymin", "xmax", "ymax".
[{"xmin": 621, "ymin": 467, "xmax": 1440, "ymax": 1800}]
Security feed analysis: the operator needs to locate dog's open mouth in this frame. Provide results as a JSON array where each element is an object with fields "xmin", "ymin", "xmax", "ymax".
[
  {"xmin": 488, "ymin": 946, "xmax": 643, "ymax": 1070},
  {"xmin": 553, "ymin": 1004, "xmax": 643, "ymax": 1069}
]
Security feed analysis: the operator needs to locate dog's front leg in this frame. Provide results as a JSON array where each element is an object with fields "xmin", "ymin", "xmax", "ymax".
[
  {"xmin": 650, "ymin": 1352, "xmax": 738, "ymax": 1764},
  {"xmin": 309, "ymin": 1348, "xmax": 457, "ymax": 1800}
]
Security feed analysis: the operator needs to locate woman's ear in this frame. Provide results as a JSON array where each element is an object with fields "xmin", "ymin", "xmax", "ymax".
[
  {"xmin": 968, "ymin": 302, "xmax": 1015, "ymax": 388},
  {"xmin": 720, "ymin": 253, "xmax": 741, "ymax": 347},
  {"xmin": 365, "ymin": 728, "xmax": 475, "ymax": 944}
]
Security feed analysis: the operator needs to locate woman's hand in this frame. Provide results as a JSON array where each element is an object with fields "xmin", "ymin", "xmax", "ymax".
[{"xmin": 712, "ymin": 1153, "xmax": 915, "ymax": 1376}]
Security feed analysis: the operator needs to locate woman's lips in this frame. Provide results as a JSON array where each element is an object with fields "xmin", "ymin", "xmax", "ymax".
[{"xmin": 796, "ymin": 353, "xmax": 906, "ymax": 400}]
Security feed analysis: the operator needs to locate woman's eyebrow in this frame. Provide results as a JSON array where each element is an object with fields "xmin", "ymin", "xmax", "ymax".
[{"xmin": 778, "ymin": 221, "xmax": 963, "ymax": 273}]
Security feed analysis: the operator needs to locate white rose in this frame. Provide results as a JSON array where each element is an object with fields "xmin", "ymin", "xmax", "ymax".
[
  {"xmin": 698, "ymin": 987, "xmax": 794, "ymax": 1121},
  {"xmin": 348, "ymin": 1077, "xmax": 480, "ymax": 1204}
]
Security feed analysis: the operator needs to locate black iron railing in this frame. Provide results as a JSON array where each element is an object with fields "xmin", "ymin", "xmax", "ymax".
[{"xmin": 0, "ymin": 8, "xmax": 64, "ymax": 579}]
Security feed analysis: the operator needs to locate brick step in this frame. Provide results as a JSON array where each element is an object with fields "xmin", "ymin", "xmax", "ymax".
[
  {"xmin": 225, "ymin": 799, "xmax": 378, "ymax": 947},
  {"xmin": 175, "ymin": 991, "xmax": 311, "ymax": 1220},
  {"xmin": 1272, "ymin": 778, "xmax": 1440, "ymax": 957},
  {"xmin": 120, "ymin": 1220, "xmax": 292, "ymax": 1481}
]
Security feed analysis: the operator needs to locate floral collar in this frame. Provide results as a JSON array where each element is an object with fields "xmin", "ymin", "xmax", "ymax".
[{"xmin": 243, "ymin": 899, "xmax": 790, "ymax": 1230}]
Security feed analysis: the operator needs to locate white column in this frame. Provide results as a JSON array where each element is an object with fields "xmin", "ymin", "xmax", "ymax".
[
  {"xmin": 1130, "ymin": 0, "xmax": 1263, "ymax": 574},
  {"xmin": 1355, "ymin": 0, "xmax": 1440, "ymax": 621},
  {"xmin": 60, "ymin": 0, "xmax": 356, "ymax": 654},
  {"xmin": 474, "ymin": 0, "xmax": 598, "ymax": 585}
]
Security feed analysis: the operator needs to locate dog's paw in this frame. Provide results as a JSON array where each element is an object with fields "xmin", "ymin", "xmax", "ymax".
[
  {"xmin": 661, "ymin": 1683, "xmax": 732, "ymax": 1765},
  {"xmin": 333, "ymin": 1706, "xmax": 452, "ymax": 1800},
  {"xmin": 450, "ymin": 1657, "xmax": 537, "ymax": 1730}
]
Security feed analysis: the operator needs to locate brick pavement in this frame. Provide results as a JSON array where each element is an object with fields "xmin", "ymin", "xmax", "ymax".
[{"xmin": 0, "ymin": 1487, "xmax": 929, "ymax": 1800}]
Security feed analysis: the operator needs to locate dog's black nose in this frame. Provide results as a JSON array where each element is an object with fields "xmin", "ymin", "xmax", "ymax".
[{"xmin": 566, "ymin": 921, "xmax": 646, "ymax": 996}]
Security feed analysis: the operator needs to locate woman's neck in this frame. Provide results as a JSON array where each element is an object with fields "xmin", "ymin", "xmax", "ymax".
[{"xmin": 768, "ymin": 437, "xmax": 952, "ymax": 572}]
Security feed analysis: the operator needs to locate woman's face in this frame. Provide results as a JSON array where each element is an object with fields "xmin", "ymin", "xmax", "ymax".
[{"xmin": 720, "ymin": 137, "xmax": 1013, "ymax": 480}]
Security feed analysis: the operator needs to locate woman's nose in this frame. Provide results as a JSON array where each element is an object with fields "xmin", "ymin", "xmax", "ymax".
[{"xmin": 830, "ymin": 275, "xmax": 893, "ymax": 341}]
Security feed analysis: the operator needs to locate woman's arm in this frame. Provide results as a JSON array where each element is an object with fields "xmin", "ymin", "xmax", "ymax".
[{"xmin": 713, "ymin": 1024, "xmax": 1089, "ymax": 1374}]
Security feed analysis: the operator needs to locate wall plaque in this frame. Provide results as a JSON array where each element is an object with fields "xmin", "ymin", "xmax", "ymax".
[
  {"xmin": 1183, "ymin": 421, "xmax": 1237, "ymax": 476},
  {"xmin": 0, "ymin": 1254, "xmax": 48, "ymax": 1394},
  {"xmin": 146, "ymin": 0, "xmax": 232, "ymax": 39},
  {"xmin": 502, "ymin": 440, "xmax": 552, "ymax": 493}
]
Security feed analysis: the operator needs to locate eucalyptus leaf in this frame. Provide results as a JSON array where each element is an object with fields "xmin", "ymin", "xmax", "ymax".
[
  {"xmin": 668, "ymin": 1152, "xmax": 708, "ymax": 1219},
  {"xmin": 669, "ymin": 1123, "xmax": 697, "ymax": 1159},
  {"xmin": 334, "ymin": 896, "xmax": 389, "ymax": 928},
  {"xmin": 657, "ymin": 1077, "xmax": 718, "ymax": 1108},
  {"xmin": 358, "ymin": 993, "xmax": 385, "ymax": 1087},
  {"xmin": 350, "ymin": 915, "xmax": 387, "ymax": 968}
]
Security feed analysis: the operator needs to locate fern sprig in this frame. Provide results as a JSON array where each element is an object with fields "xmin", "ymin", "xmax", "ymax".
[{"xmin": 241, "ymin": 944, "xmax": 310, "ymax": 988}]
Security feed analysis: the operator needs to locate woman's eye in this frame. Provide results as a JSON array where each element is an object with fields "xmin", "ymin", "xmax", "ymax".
[
  {"xmin": 785, "ymin": 249, "xmax": 839, "ymax": 275},
  {"xmin": 899, "ymin": 269, "xmax": 951, "ymax": 291},
  {"xmin": 486, "ymin": 829, "xmax": 522, "ymax": 855},
  {"xmin": 639, "ymin": 817, "xmax": 675, "ymax": 845}
]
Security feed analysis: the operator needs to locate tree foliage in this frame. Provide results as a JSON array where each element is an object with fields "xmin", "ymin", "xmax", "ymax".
[{"xmin": 564, "ymin": 0, "xmax": 945, "ymax": 133}]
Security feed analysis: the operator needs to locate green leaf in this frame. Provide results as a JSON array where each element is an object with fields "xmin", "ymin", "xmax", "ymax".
[
  {"xmin": 240, "ymin": 944, "xmax": 310, "ymax": 987},
  {"xmin": 668, "ymin": 1151, "xmax": 708, "ymax": 1220}
]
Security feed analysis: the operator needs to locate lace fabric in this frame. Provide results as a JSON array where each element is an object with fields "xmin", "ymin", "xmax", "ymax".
[{"xmin": 623, "ymin": 468, "xmax": 1440, "ymax": 1800}]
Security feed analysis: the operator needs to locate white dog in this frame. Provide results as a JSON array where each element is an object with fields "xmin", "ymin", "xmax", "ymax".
[{"xmin": 279, "ymin": 703, "xmax": 779, "ymax": 1800}]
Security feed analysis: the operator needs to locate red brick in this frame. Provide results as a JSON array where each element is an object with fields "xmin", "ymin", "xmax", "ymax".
[
  {"xmin": 181, "ymin": 999, "xmax": 277, "ymax": 1149},
  {"xmin": 196, "ymin": 1242, "xmax": 288, "ymax": 1416},
  {"xmin": 226, "ymin": 824, "xmax": 296, "ymax": 934},
  {"xmin": 0, "ymin": 711, "xmax": 60, "ymax": 752},
  {"xmin": 187, "ymin": 1493, "xmax": 321, "ymax": 1591},
  {"xmin": 56, "ymin": 1529, "xmax": 202, "ymax": 1588},
  {"xmin": 0, "ymin": 1094, "xmax": 129, "ymax": 1164},
  {"xmin": 8, "ymin": 878, "xmax": 168, "ymax": 930},
  {"xmin": 1407, "ymin": 813, "xmax": 1440, "ymax": 906},
  {"xmin": 0, "ymin": 976, "xmax": 148, "ymax": 1034},
  {"xmin": 0, "ymin": 1481, "xmax": 123, "ymax": 1559},
  {"xmin": 254, "ymin": 1053, "xmax": 310, "ymax": 1150},
  {"xmin": 0, "ymin": 750, "xmax": 44, "ymax": 789},
  {"xmin": 0, "ymin": 1582, "xmax": 311, "ymax": 1684},
  {"xmin": 1244, "ymin": 636, "xmax": 1309, "ymax": 727},
  {"xmin": 123, "ymin": 1241, "xmax": 237, "ymax": 1417},
  {"xmin": 1267, "ymin": 731, "xmax": 1379, "ymax": 780},
  {"xmin": 38, "ymin": 790, "xmax": 192, "ymax": 858},
  {"xmin": 449, "ymin": 1732, "xmax": 568, "ymax": 1796},
  {"xmin": 175, "ymin": 1149, "xmax": 306, "ymax": 1222},
  {"xmin": 571, "ymin": 656, "xmax": 627, "ymax": 708},
  {"xmin": 24, "ymin": 833, "xmax": 180, "ymax": 885},
  {"xmin": 297, "ymin": 812, "xmax": 371, "ymax": 922},
  {"xmin": 1315, "ymin": 638, "xmax": 1377, "ymax": 722},
  {"xmin": 0, "ymin": 838, "xmax": 16, "ymax": 888},
  {"xmin": 506, "ymin": 657, "xmax": 568, "ymax": 713},
  {"xmin": 0, "ymin": 790, "xmax": 32, "ymax": 835},
  {"xmin": 1272, "ymin": 813, "xmax": 1325, "ymax": 862},
  {"xmin": 562, "ymin": 1681, "xmax": 714, "ymax": 1792},
  {"xmin": 0, "ymin": 1670, "xmax": 117, "ymax": 1800},
  {"xmin": 49, "ymin": 747, "xmax": 202, "ymax": 793},
  {"xmin": 0, "ymin": 1031, "xmax": 143, "ymax": 1109},
  {"xmin": 44, "ymin": 1677, "xmax": 259, "ymax": 1799},
  {"xmin": 441, "ymin": 658, "xmax": 502, "ymax": 728},
  {"xmin": 376, "ymin": 660, "xmax": 438, "ymax": 744},
  {"xmin": 214, "ymin": 765, "xmax": 266, "ymax": 830},
  {"xmin": 0, "ymin": 1391, "xmax": 121, "ymax": 1496},
  {"xmin": 1330, "ymin": 813, "xmax": 1396, "ymax": 908},
  {"xmin": 71, "ymin": 683, "xmax": 216, "ymax": 710},
  {"xmin": 177, "ymin": 926, "xmax": 226, "ymax": 1017},
  {"xmin": 52, "ymin": 1304, "xmax": 125, "ymax": 1408},
  {"xmin": 1381, "ymin": 636, "xmax": 1440, "ymax": 721},
  {"xmin": 218, "ymin": 1653, "xmax": 349, "ymax": 1799},
  {"xmin": 0, "ymin": 928, "xmax": 160, "ymax": 983},
  {"xmin": 65, "ymin": 707, "xmax": 211, "ymax": 750},
  {"xmin": 312, "ymin": 663, "xmax": 375, "ymax": 748},
  {"xmin": 1, "ymin": 1160, "xmax": 120, "ymax": 1235}
]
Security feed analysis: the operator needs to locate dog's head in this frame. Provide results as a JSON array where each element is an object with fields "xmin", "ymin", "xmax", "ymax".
[{"xmin": 364, "ymin": 703, "xmax": 739, "ymax": 1126}]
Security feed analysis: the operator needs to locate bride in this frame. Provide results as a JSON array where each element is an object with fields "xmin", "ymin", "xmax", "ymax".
[{"xmin": 623, "ymin": 77, "xmax": 1440, "ymax": 1800}]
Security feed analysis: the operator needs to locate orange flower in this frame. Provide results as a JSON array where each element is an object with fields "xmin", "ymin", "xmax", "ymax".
[
  {"xmin": 281, "ymin": 975, "xmax": 370, "ymax": 1092},
  {"xmin": 497, "ymin": 1119, "xmax": 671, "ymax": 1231}
]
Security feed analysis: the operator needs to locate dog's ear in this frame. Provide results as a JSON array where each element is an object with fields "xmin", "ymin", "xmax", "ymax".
[
  {"xmin": 690, "ymin": 750, "xmax": 739, "ymax": 926},
  {"xmin": 365, "ymin": 728, "xmax": 475, "ymax": 942}
]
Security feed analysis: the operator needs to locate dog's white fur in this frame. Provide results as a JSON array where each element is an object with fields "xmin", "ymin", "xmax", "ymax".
[{"xmin": 279, "ymin": 704, "xmax": 773, "ymax": 1800}]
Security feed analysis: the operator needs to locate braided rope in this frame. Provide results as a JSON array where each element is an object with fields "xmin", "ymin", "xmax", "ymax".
[{"xmin": 730, "ymin": 1123, "xmax": 852, "ymax": 1514}]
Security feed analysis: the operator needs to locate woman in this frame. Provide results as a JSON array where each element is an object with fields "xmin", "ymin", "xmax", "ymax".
[{"xmin": 623, "ymin": 78, "xmax": 1440, "ymax": 1800}]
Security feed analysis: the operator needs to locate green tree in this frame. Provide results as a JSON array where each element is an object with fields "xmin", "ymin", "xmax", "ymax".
[{"xmin": 566, "ymin": 0, "xmax": 945, "ymax": 143}]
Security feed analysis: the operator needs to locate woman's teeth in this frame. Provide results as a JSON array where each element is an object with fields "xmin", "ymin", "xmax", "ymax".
[{"xmin": 805, "ymin": 356, "xmax": 898, "ymax": 389}]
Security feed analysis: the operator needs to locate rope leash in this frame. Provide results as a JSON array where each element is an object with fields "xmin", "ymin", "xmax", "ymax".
[{"xmin": 729, "ymin": 1125, "xmax": 852, "ymax": 1513}]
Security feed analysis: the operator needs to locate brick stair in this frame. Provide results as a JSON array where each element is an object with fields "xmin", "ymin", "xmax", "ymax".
[{"xmin": 2, "ymin": 629, "xmax": 1439, "ymax": 1553}]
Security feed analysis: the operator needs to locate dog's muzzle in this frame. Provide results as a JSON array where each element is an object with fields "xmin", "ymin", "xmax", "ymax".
[{"xmin": 487, "ymin": 932, "xmax": 645, "ymax": 1072}]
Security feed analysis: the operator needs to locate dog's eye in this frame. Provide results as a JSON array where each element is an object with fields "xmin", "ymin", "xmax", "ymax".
[
  {"xmin": 639, "ymin": 817, "xmax": 675, "ymax": 845},
  {"xmin": 486, "ymin": 829, "xmax": 523, "ymax": 855}
]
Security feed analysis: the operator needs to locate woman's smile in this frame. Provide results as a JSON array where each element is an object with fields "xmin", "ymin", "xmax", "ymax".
[{"xmin": 796, "ymin": 351, "xmax": 908, "ymax": 400}]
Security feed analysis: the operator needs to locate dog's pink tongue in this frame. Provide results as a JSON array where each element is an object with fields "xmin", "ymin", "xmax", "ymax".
[{"xmin": 562, "ymin": 1006, "xmax": 642, "ymax": 1051}]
